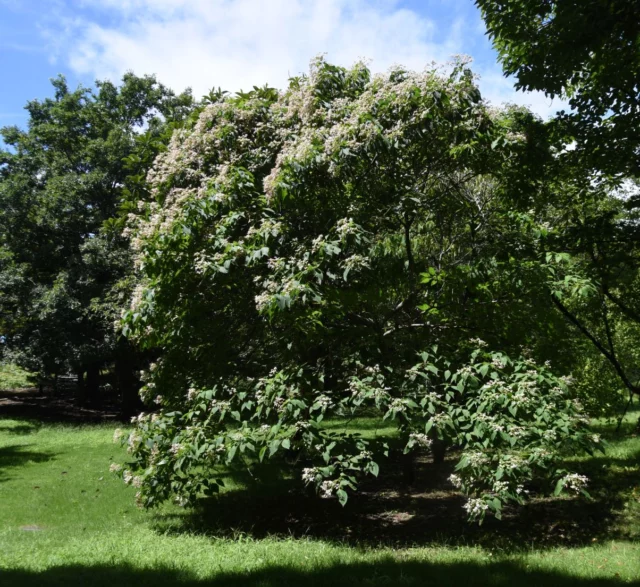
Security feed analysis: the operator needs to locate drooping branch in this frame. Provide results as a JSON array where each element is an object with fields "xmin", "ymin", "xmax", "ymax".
[
  {"xmin": 603, "ymin": 286, "xmax": 640, "ymax": 325},
  {"xmin": 550, "ymin": 293, "xmax": 640, "ymax": 396}
]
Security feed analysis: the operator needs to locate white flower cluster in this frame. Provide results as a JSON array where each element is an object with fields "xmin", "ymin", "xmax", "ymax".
[
  {"xmin": 561, "ymin": 473, "xmax": 589, "ymax": 493},
  {"xmin": 499, "ymin": 454, "xmax": 526, "ymax": 471},
  {"xmin": 409, "ymin": 433, "xmax": 433, "ymax": 448},
  {"xmin": 320, "ymin": 479, "xmax": 339, "ymax": 498},
  {"xmin": 463, "ymin": 498, "xmax": 489, "ymax": 517},
  {"xmin": 302, "ymin": 467, "xmax": 318, "ymax": 484},
  {"xmin": 491, "ymin": 357, "xmax": 506, "ymax": 370},
  {"xmin": 493, "ymin": 480, "xmax": 509, "ymax": 494},
  {"xmin": 448, "ymin": 474, "xmax": 463, "ymax": 489},
  {"xmin": 466, "ymin": 451, "xmax": 490, "ymax": 468},
  {"xmin": 314, "ymin": 395, "xmax": 334, "ymax": 411},
  {"xmin": 335, "ymin": 217, "xmax": 357, "ymax": 240}
]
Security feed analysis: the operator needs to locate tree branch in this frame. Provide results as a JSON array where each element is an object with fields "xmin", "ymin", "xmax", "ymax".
[{"xmin": 551, "ymin": 293, "xmax": 640, "ymax": 396}]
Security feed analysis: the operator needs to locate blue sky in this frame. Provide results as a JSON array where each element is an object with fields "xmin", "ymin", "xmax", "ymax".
[{"xmin": 0, "ymin": 0, "xmax": 562, "ymax": 134}]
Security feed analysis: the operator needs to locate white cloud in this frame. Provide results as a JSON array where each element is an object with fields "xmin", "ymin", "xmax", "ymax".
[{"xmin": 49, "ymin": 0, "xmax": 566, "ymax": 118}]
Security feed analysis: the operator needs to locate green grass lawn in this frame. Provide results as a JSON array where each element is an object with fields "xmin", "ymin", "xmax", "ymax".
[{"xmin": 0, "ymin": 411, "xmax": 639, "ymax": 586}]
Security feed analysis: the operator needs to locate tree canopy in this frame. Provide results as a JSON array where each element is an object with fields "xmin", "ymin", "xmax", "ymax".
[
  {"xmin": 476, "ymin": 0, "xmax": 640, "ymax": 179},
  {"xmin": 0, "ymin": 73, "xmax": 195, "ymax": 409},
  {"xmin": 116, "ymin": 58, "xmax": 601, "ymax": 520}
]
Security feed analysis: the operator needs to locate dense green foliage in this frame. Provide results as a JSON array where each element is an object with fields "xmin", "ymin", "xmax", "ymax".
[
  {"xmin": 478, "ymin": 0, "xmax": 640, "ymax": 405},
  {"xmin": 476, "ymin": 0, "xmax": 640, "ymax": 179},
  {"xmin": 0, "ymin": 74, "xmax": 195, "ymax": 408},
  {"xmin": 116, "ymin": 58, "xmax": 609, "ymax": 520}
]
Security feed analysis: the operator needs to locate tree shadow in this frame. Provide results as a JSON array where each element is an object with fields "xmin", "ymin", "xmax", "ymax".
[
  {"xmin": 0, "ymin": 387, "xmax": 120, "ymax": 424},
  {"xmin": 0, "ymin": 558, "xmax": 632, "ymax": 587},
  {"xmin": 0, "ymin": 420, "xmax": 43, "ymax": 435},
  {"xmin": 153, "ymin": 440, "xmax": 640, "ymax": 550},
  {"xmin": 0, "ymin": 444, "xmax": 55, "ymax": 483}
]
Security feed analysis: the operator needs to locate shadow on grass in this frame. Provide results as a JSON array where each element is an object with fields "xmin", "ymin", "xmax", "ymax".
[
  {"xmin": 0, "ymin": 388, "xmax": 120, "ymax": 424},
  {"xmin": 0, "ymin": 444, "xmax": 55, "ymax": 483},
  {"xmin": 153, "ymin": 434, "xmax": 640, "ymax": 549},
  {"xmin": 0, "ymin": 420, "xmax": 43, "ymax": 435},
  {"xmin": 0, "ymin": 558, "xmax": 631, "ymax": 587}
]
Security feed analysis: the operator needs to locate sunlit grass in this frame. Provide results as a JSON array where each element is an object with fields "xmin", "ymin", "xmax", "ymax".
[{"xmin": 1, "ymin": 412, "xmax": 639, "ymax": 585}]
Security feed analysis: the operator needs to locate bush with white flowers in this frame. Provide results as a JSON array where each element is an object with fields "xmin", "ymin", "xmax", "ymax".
[{"xmin": 116, "ymin": 57, "xmax": 600, "ymax": 521}]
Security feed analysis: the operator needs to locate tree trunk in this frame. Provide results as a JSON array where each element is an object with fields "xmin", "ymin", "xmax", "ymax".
[
  {"xmin": 432, "ymin": 439, "xmax": 446, "ymax": 464},
  {"xmin": 401, "ymin": 451, "xmax": 415, "ymax": 486},
  {"xmin": 115, "ymin": 349, "xmax": 141, "ymax": 418},
  {"xmin": 77, "ymin": 369, "xmax": 86, "ymax": 405},
  {"xmin": 85, "ymin": 363, "xmax": 100, "ymax": 405}
]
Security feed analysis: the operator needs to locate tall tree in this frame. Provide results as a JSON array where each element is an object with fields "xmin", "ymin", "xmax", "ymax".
[
  {"xmin": 0, "ymin": 73, "xmax": 195, "ymax": 412},
  {"xmin": 115, "ymin": 59, "xmax": 598, "ymax": 521}
]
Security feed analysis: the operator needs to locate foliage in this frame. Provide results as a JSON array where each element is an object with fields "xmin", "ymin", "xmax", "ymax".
[
  {"xmin": 0, "ymin": 73, "xmax": 195, "ymax": 401},
  {"xmin": 117, "ymin": 57, "xmax": 598, "ymax": 520},
  {"xmin": 118, "ymin": 346, "xmax": 599, "ymax": 522},
  {"xmin": 0, "ymin": 363, "xmax": 34, "ymax": 390},
  {"xmin": 476, "ymin": 0, "xmax": 640, "ymax": 179}
]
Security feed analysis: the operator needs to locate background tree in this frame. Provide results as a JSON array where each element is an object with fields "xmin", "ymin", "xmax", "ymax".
[
  {"xmin": 0, "ymin": 73, "xmax": 195, "ymax": 412},
  {"xmin": 476, "ymin": 0, "xmax": 640, "ymax": 179},
  {"xmin": 477, "ymin": 0, "xmax": 640, "ymax": 407}
]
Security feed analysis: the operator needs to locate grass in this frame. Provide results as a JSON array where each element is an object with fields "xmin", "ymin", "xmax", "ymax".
[{"xmin": 0, "ymin": 412, "xmax": 639, "ymax": 586}]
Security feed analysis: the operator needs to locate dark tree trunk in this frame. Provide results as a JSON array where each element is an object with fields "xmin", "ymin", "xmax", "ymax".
[
  {"xmin": 432, "ymin": 439, "xmax": 446, "ymax": 464},
  {"xmin": 115, "ymin": 348, "xmax": 141, "ymax": 418},
  {"xmin": 85, "ymin": 363, "xmax": 100, "ymax": 404},
  {"xmin": 401, "ymin": 451, "xmax": 415, "ymax": 486},
  {"xmin": 77, "ymin": 369, "xmax": 86, "ymax": 405}
]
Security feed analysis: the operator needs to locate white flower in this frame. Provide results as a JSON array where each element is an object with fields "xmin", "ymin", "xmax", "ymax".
[
  {"xmin": 302, "ymin": 467, "xmax": 318, "ymax": 484},
  {"xmin": 463, "ymin": 498, "xmax": 489, "ymax": 517},
  {"xmin": 113, "ymin": 428, "xmax": 124, "ymax": 443},
  {"xmin": 561, "ymin": 473, "xmax": 589, "ymax": 493},
  {"xmin": 314, "ymin": 395, "xmax": 333, "ymax": 411},
  {"xmin": 109, "ymin": 463, "xmax": 122, "ymax": 473},
  {"xmin": 449, "ymin": 474, "xmax": 463, "ymax": 489},
  {"xmin": 409, "ymin": 433, "xmax": 433, "ymax": 448},
  {"xmin": 493, "ymin": 481, "xmax": 509, "ymax": 494},
  {"xmin": 320, "ymin": 479, "xmax": 338, "ymax": 498},
  {"xmin": 491, "ymin": 357, "xmax": 506, "ymax": 370},
  {"xmin": 466, "ymin": 451, "xmax": 490, "ymax": 467}
]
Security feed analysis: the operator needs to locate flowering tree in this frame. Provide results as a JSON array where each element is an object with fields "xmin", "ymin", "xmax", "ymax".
[{"xmin": 117, "ymin": 58, "xmax": 599, "ymax": 521}]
